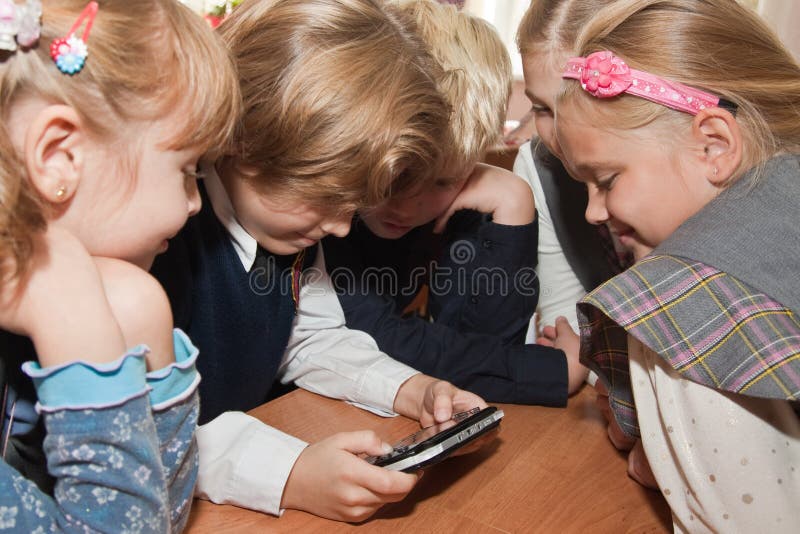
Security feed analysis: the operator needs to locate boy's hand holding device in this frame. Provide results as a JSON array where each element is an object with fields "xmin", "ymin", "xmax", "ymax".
[
  {"xmin": 281, "ymin": 374, "xmax": 491, "ymax": 522},
  {"xmin": 366, "ymin": 406, "xmax": 504, "ymax": 472},
  {"xmin": 393, "ymin": 373, "xmax": 487, "ymax": 427}
]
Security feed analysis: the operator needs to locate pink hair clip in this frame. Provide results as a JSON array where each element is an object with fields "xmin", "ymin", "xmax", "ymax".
[
  {"xmin": 50, "ymin": 1, "xmax": 98, "ymax": 75},
  {"xmin": 562, "ymin": 51, "xmax": 735, "ymax": 115},
  {"xmin": 0, "ymin": 0, "xmax": 42, "ymax": 51}
]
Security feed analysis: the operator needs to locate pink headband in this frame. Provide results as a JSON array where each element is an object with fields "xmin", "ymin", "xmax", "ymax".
[{"xmin": 563, "ymin": 51, "xmax": 735, "ymax": 115}]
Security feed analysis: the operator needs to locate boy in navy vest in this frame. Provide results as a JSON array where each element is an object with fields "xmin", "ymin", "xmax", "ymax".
[
  {"xmin": 323, "ymin": 0, "xmax": 588, "ymax": 407},
  {"xmin": 152, "ymin": 0, "xmax": 486, "ymax": 523}
]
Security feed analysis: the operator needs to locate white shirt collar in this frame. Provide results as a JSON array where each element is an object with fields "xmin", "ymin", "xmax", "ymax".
[{"xmin": 203, "ymin": 165, "xmax": 259, "ymax": 271}]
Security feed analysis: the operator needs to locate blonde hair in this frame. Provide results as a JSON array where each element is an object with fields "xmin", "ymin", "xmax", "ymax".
[
  {"xmin": 218, "ymin": 0, "xmax": 449, "ymax": 212},
  {"xmin": 558, "ymin": 0, "xmax": 800, "ymax": 181},
  {"xmin": 516, "ymin": 0, "xmax": 617, "ymax": 68},
  {"xmin": 0, "ymin": 0, "xmax": 241, "ymax": 279},
  {"xmin": 397, "ymin": 0, "xmax": 511, "ymax": 179}
]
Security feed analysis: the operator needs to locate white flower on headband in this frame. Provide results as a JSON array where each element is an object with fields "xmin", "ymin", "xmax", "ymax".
[{"xmin": 0, "ymin": 0, "xmax": 41, "ymax": 52}]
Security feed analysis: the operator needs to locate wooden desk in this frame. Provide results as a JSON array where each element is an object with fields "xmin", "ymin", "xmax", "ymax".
[{"xmin": 186, "ymin": 387, "xmax": 672, "ymax": 533}]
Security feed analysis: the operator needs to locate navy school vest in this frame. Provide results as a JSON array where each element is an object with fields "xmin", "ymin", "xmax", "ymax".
[{"xmin": 151, "ymin": 183, "xmax": 317, "ymax": 424}]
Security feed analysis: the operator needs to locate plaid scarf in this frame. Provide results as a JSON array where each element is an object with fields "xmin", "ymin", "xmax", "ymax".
[{"xmin": 579, "ymin": 257, "xmax": 800, "ymax": 437}]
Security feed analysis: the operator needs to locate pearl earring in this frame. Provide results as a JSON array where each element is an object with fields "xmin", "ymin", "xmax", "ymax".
[{"xmin": 55, "ymin": 185, "xmax": 67, "ymax": 199}]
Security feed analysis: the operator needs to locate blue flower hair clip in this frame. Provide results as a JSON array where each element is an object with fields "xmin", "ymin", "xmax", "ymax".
[
  {"xmin": 0, "ymin": 0, "xmax": 42, "ymax": 52},
  {"xmin": 50, "ymin": 1, "xmax": 97, "ymax": 75}
]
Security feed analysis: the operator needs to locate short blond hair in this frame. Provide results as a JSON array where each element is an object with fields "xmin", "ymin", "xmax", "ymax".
[
  {"xmin": 218, "ymin": 0, "xmax": 450, "ymax": 212},
  {"xmin": 558, "ymin": 0, "xmax": 800, "ymax": 181},
  {"xmin": 397, "ymin": 0, "xmax": 511, "ymax": 177},
  {"xmin": 0, "ymin": 0, "xmax": 241, "ymax": 279}
]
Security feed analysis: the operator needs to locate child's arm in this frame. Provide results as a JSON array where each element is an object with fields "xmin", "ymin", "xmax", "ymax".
[
  {"xmin": 10, "ymin": 357, "xmax": 169, "ymax": 533},
  {"xmin": 195, "ymin": 370, "xmax": 487, "ymax": 522},
  {"xmin": 323, "ymin": 236, "xmax": 567, "ymax": 406},
  {"xmin": 95, "ymin": 258, "xmax": 201, "ymax": 532},
  {"xmin": 433, "ymin": 163, "xmax": 535, "ymax": 232},
  {"xmin": 194, "ymin": 412, "xmax": 417, "ymax": 521},
  {"xmin": 0, "ymin": 228, "xmax": 127, "ymax": 365},
  {"xmin": 281, "ymin": 373, "xmax": 490, "ymax": 522},
  {"xmin": 430, "ymin": 164, "xmax": 539, "ymax": 343},
  {"xmin": 143, "ymin": 330, "xmax": 201, "ymax": 533},
  {"xmin": 537, "ymin": 317, "xmax": 589, "ymax": 394},
  {"xmin": 432, "ymin": 208, "xmax": 538, "ymax": 344},
  {"xmin": 0, "ymin": 229, "xmax": 176, "ymax": 531},
  {"xmin": 282, "ymin": 370, "xmax": 486, "ymax": 521}
]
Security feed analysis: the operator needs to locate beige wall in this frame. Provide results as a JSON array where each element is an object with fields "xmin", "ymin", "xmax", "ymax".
[{"xmin": 758, "ymin": 0, "xmax": 800, "ymax": 60}]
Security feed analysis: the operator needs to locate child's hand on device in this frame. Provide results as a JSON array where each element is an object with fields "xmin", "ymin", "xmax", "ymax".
[
  {"xmin": 281, "ymin": 430, "xmax": 418, "ymax": 522},
  {"xmin": 434, "ymin": 163, "xmax": 535, "ymax": 233},
  {"xmin": 393, "ymin": 373, "xmax": 487, "ymax": 427}
]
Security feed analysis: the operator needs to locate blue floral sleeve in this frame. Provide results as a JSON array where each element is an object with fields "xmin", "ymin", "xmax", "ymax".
[
  {"xmin": 146, "ymin": 329, "xmax": 201, "ymax": 532},
  {"xmin": 1, "ymin": 349, "xmax": 170, "ymax": 532}
]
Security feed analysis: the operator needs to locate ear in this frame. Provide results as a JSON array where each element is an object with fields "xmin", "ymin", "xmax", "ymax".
[
  {"xmin": 691, "ymin": 107, "xmax": 742, "ymax": 186},
  {"xmin": 24, "ymin": 105, "xmax": 86, "ymax": 205}
]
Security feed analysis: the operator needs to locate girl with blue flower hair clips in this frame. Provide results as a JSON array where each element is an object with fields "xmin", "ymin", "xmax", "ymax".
[{"xmin": 0, "ymin": 0, "xmax": 240, "ymax": 531}]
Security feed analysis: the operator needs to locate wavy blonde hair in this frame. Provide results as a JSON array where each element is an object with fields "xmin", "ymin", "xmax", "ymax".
[
  {"xmin": 0, "ymin": 0, "xmax": 241, "ymax": 279},
  {"xmin": 558, "ymin": 0, "xmax": 800, "ymax": 181},
  {"xmin": 397, "ymin": 0, "xmax": 511, "ymax": 179},
  {"xmin": 218, "ymin": 0, "xmax": 449, "ymax": 212}
]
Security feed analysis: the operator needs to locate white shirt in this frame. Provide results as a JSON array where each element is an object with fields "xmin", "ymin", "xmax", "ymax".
[
  {"xmin": 194, "ymin": 169, "xmax": 419, "ymax": 515},
  {"xmin": 513, "ymin": 142, "xmax": 587, "ymax": 336},
  {"xmin": 514, "ymin": 143, "xmax": 599, "ymax": 386}
]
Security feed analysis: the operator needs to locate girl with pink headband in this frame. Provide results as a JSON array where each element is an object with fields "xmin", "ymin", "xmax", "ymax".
[{"xmin": 551, "ymin": 0, "xmax": 800, "ymax": 530}]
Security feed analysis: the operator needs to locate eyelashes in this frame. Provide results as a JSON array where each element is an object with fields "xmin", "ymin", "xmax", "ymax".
[
  {"xmin": 596, "ymin": 174, "xmax": 618, "ymax": 191},
  {"xmin": 530, "ymin": 104, "xmax": 552, "ymax": 115}
]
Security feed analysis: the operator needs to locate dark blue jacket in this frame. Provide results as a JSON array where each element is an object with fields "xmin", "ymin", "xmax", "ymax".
[{"xmin": 323, "ymin": 210, "xmax": 568, "ymax": 406}]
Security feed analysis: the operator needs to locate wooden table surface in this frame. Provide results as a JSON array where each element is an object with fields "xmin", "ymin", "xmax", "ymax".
[{"xmin": 185, "ymin": 386, "xmax": 672, "ymax": 533}]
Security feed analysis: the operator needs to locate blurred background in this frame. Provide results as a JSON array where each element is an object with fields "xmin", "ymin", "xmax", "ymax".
[{"xmin": 179, "ymin": 0, "xmax": 800, "ymax": 163}]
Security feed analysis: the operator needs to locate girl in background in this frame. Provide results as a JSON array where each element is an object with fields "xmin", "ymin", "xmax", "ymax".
[{"xmin": 513, "ymin": 0, "xmax": 625, "ymax": 353}]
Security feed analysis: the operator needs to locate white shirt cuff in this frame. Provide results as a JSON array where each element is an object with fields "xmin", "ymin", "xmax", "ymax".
[{"xmin": 194, "ymin": 411, "xmax": 307, "ymax": 516}]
